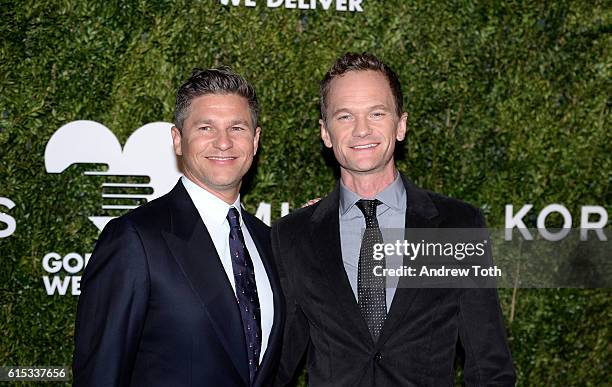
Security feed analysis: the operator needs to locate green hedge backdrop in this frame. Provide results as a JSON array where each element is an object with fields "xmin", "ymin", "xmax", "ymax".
[{"xmin": 1, "ymin": 0, "xmax": 610, "ymax": 385}]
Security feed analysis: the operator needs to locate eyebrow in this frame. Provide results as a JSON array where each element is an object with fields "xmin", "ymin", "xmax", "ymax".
[
  {"xmin": 229, "ymin": 119, "xmax": 251, "ymax": 127},
  {"xmin": 368, "ymin": 104, "xmax": 390, "ymax": 111},
  {"xmin": 332, "ymin": 104, "xmax": 391, "ymax": 116},
  {"xmin": 191, "ymin": 118, "xmax": 251, "ymax": 127},
  {"xmin": 191, "ymin": 119, "xmax": 213, "ymax": 126}
]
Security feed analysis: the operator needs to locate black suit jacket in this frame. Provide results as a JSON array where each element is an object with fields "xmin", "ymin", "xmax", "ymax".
[
  {"xmin": 73, "ymin": 181, "xmax": 284, "ymax": 387},
  {"xmin": 271, "ymin": 174, "xmax": 515, "ymax": 386}
]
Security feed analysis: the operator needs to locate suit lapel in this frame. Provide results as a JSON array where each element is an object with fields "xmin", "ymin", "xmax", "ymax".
[
  {"xmin": 378, "ymin": 174, "xmax": 441, "ymax": 345},
  {"xmin": 309, "ymin": 177, "xmax": 443, "ymax": 347},
  {"xmin": 310, "ymin": 185, "xmax": 374, "ymax": 346},
  {"xmin": 161, "ymin": 182, "xmax": 249, "ymax": 385},
  {"xmin": 241, "ymin": 211, "xmax": 284, "ymax": 387}
]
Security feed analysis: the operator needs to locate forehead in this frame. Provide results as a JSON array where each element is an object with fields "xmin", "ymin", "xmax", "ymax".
[
  {"xmin": 326, "ymin": 70, "xmax": 394, "ymax": 108},
  {"xmin": 185, "ymin": 93, "xmax": 251, "ymax": 124}
]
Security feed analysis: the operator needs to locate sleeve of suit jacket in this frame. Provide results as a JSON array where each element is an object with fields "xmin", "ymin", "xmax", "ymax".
[
  {"xmin": 271, "ymin": 221, "xmax": 310, "ymax": 386},
  {"xmin": 458, "ymin": 211, "xmax": 516, "ymax": 386},
  {"xmin": 73, "ymin": 217, "xmax": 150, "ymax": 387}
]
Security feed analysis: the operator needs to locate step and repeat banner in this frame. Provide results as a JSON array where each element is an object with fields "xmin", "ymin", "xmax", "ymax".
[{"xmin": 1, "ymin": 1, "xmax": 610, "ymax": 384}]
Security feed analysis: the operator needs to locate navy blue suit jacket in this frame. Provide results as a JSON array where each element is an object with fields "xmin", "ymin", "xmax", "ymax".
[{"xmin": 73, "ymin": 181, "xmax": 284, "ymax": 387}]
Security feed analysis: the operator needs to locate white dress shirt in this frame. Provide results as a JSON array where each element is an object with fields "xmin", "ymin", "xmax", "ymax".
[{"xmin": 181, "ymin": 176, "xmax": 274, "ymax": 362}]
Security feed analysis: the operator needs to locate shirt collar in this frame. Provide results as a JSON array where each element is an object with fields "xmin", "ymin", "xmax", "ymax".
[
  {"xmin": 181, "ymin": 176, "xmax": 242, "ymax": 227},
  {"xmin": 339, "ymin": 172, "xmax": 406, "ymax": 215}
]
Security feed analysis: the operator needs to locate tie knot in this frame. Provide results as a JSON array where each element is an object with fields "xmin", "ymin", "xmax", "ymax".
[
  {"xmin": 227, "ymin": 207, "xmax": 241, "ymax": 229},
  {"xmin": 355, "ymin": 199, "xmax": 381, "ymax": 220}
]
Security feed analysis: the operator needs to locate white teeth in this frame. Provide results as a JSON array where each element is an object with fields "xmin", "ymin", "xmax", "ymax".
[
  {"xmin": 208, "ymin": 156, "xmax": 235, "ymax": 160},
  {"xmin": 352, "ymin": 144, "xmax": 377, "ymax": 149}
]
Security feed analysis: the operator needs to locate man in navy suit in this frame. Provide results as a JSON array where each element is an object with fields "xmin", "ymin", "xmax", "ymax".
[{"xmin": 73, "ymin": 67, "xmax": 284, "ymax": 386}]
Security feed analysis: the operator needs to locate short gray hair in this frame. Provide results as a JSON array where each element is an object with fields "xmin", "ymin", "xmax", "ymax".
[{"xmin": 174, "ymin": 67, "xmax": 259, "ymax": 130}]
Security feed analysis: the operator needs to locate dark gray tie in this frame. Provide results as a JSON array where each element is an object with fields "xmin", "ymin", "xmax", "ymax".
[{"xmin": 356, "ymin": 199, "xmax": 387, "ymax": 342}]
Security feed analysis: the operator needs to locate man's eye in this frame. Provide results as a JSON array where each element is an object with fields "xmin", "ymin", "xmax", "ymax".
[
  {"xmin": 199, "ymin": 126, "xmax": 211, "ymax": 131},
  {"xmin": 231, "ymin": 126, "xmax": 245, "ymax": 131},
  {"xmin": 338, "ymin": 115, "xmax": 351, "ymax": 121},
  {"xmin": 371, "ymin": 112, "xmax": 386, "ymax": 118}
]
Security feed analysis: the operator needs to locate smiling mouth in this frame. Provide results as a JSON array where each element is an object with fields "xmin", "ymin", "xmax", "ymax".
[
  {"xmin": 206, "ymin": 156, "xmax": 238, "ymax": 161},
  {"xmin": 351, "ymin": 143, "xmax": 378, "ymax": 149}
]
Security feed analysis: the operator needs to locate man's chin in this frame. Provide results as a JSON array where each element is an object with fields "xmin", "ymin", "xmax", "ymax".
[
  {"xmin": 188, "ymin": 175, "xmax": 242, "ymax": 195},
  {"xmin": 207, "ymin": 179, "xmax": 242, "ymax": 191},
  {"xmin": 344, "ymin": 162, "xmax": 385, "ymax": 174}
]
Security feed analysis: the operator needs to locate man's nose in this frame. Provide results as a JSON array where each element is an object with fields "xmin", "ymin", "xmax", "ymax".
[
  {"xmin": 352, "ymin": 115, "xmax": 372, "ymax": 137},
  {"xmin": 213, "ymin": 130, "xmax": 233, "ymax": 150}
]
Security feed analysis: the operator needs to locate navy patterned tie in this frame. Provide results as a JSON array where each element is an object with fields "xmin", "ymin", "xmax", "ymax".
[
  {"xmin": 227, "ymin": 207, "xmax": 261, "ymax": 384},
  {"xmin": 355, "ymin": 199, "xmax": 387, "ymax": 342}
]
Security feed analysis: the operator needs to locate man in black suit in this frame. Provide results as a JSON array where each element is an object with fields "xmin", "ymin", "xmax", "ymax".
[
  {"xmin": 73, "ymin": 67, "xmax": 284, "ymax": 386},
  {"xmin": 272, "ymin": 53, "xmax": 515, "ymax": 386}
]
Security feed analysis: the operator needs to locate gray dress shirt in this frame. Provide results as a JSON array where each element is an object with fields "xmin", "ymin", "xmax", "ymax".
[{"xmin": 339, "ymin": 173, "xmax": 407, "ymax": 312}]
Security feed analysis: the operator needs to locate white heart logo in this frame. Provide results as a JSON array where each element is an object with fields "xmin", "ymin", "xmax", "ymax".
[{"xmin": 44, "ymin": 120, "xmax": 181, "ymax": 231}]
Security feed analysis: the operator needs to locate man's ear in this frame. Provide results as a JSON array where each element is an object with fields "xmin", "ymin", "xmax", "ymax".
[
  {"xmin": 253, "ymin": 127, "xmax": 261, "ymax": 155},
  {"xmin": 320, "ymin": 119, "xmax": 333, "ymax": 148},
  {"xmin": 171, "ymin": 126, "xmax": 183, "ymax": 156},
  {"xmin": 396, "ymin": 112, "xmax": 408, "ymax": 141}
]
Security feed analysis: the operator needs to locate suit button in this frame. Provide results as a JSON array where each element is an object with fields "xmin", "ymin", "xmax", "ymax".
[{"xmin": 374, "ymin": 352, "xmax": 383, "ymax": 362}]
